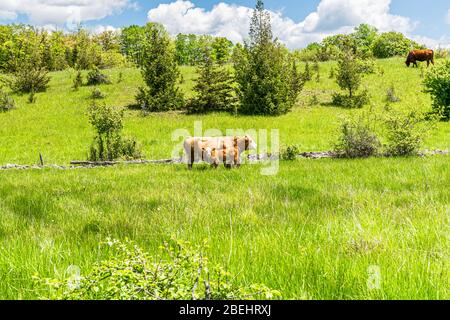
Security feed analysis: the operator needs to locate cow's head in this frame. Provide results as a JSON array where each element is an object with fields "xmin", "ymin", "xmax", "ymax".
[
  {"xmin": 236, "ymin": 136, "xmax": 257, "ymax": 152},
  {"xmin": 405, "ymin": 60, "xmax": 411, "ymax": 67}
]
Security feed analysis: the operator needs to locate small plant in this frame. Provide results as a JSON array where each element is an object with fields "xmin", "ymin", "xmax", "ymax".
[
  {"xmin": 34, "ymin": 238, "xmax": 280, "ymax": 300},
  {"xmin": 87, "ymin": 67, "xmax": 111, "ymax": 86},
  {"xmin": 10, "ymin": 63, "xmax": 50, "ymax": 93},
  {"xmin": 332, "ymin": 89, "xmax": 370, "ymax": 109},
  {"xmin": 333, "ymin": 113, "xmax": 380, "ymax": 158},
  {"xmin": 117, "ymin": 72, "xmax": 123, "ymax": 83},
  {"xmin": 73, "ymin": 71, "xmax": 83, "ymax": 90},
  {"xmin": 281, "ymin": 145, "xmax": 301, "ymax": 161},
  {"xmin": 303, "ymin": 62, "xmax": 312, "ymax": 81},
  {"xmin": 383, "ymin": 110, "xmax": 435, "ymax": 157},
  {"xmin": 0, "ymin": 88, "xmax": 15, "ymax": 112},
  {"xmin": 90, "ymin": 88, "xmax": 105, "ymax": 100},
  {"xmin": 423, "ymin": 60, "xmax": 450, "ymax": 121},
  {"xmin": 308, "ymin": 94, "xmax": 319, "ymax": 106},
  {"xmin": 329, "ymin": 67, "xmax": 335, "ymax": 79},
  {"xmin": 385, "ymin": 85, "xmax": 400, "ymax": 103},
  {"xmin": 87, "ymin": 103, "xmax": 143, "ymax": 161},
  {"xmin": 313, "ymin": 61, "xmax": 320, "ymax": 82}
]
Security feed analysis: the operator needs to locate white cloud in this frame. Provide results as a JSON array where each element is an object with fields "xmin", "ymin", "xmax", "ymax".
[
  {"xmin": 147, "ymin": 0, "xmax": 419, "ymax": 48},
  {"xmin": 0, "ymin": 0, "xmax": 135, "ymax": 29},
  {"xmin": 446, "ymin": 8, "xmax": 450, "ymax": 25},
  {"xmin": 411, "ymin": 35, "xmax": 450, "ymax": 50},
  {"xmin": 90, "ymin": 25, "xmax": 120, "ymax": 35}
]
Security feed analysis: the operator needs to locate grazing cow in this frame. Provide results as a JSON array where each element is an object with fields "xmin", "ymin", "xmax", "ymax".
[
  {"xmin": 183, "ymin": 136, "xmax": 257, "ymax": 169},
  {"xmin": 406, "ymin": 49, "xmax": 434, "ymax": 68}
]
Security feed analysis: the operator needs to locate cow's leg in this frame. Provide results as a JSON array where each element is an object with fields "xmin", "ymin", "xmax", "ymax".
[
  {"xmin": 188, "ymin": 144, "xmax": 194, "ymax": 170},
  {"xmin": 234, "ymin": 150, "xmax": 241, "ymax": 168},
  {"xmin": 427, "ymin": 60, "xmax": 430, "ymax": 68}
]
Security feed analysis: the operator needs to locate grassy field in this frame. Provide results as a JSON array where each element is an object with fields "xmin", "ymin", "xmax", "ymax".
[
  {"xmin": 0, "ymin": 58, "xmax": 449, "ymax": 164},
  {"xmin": 0, "ymin": 58, "xmax": 449, "ymax": 300}
]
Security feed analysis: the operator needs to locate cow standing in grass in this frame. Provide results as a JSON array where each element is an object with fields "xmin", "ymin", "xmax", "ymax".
[
  {"xmin": 406, "ymin": 50, "xmax": 434, "ymax": 68},
  {"xmin": 183, "ymin": 136, "xmax": 257, "ymax": 170}
]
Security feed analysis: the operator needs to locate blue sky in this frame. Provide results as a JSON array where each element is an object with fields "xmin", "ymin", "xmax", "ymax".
[{"xmin": 1, "ymin": 1, "xmax": 449, "ymax": 48}]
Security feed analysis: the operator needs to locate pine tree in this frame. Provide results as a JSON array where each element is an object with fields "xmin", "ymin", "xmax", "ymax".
[
  {"xmin": 234, "ymin": 0, "xmax": 303, "ymax": 116},
  {"xmin": 136, "ymin": 23, "xmax": 184, "ymax": 112},
  {"xmin": 187, "ymin": 47, "xmax": 235, "ymax": 114}
]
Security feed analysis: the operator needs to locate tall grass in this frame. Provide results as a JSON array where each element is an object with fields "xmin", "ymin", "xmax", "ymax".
[{"xmin": 0, "ymin": 158, "xmax": 449, "ymax": 299}]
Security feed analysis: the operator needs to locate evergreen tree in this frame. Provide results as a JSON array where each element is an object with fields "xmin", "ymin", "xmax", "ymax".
[
  {"xmin": 234, "ymin": 0, "xmax": 303, "ymax": 116},
  {"xmin": 187, "ymin": 47, "xmax": 235, "ymax": 114},
  {"xmin": 136, "ymin": 23, "xmax": 184, "ymax": 112}
]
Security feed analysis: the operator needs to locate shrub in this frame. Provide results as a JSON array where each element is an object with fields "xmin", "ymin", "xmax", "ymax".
[
  {"xmin": 385, "ymin": 85, "xmax": 400, "ymax": 103},
  {"xmin": 333, "ymin": 113, "xmax": 380, "ymax": 158},
  {"xmin": 136, "ymin": 23, "xmax": 184, "ymax": 112},
  {"xmin": 87, "ymin": 67, "xmax": 111, "ymax": 86},
  {"xmin": 0, "ymin": 88, "xmax": 15, "ymax": 112},
  {"xmin": 187, "ymin": 47, "xmax": 236, "ymax": 114},
  {"xmin": 303, "ymin": 62, "xmax": 312, "ymax": 81},
  {"xmin": 10, "ymin": 63, "xmax": 50, "ymax": 93},
  {"xmin": 329, "ymin": 67, "xmax": 335, "ymax": 79},
  {"xmin": 87, "ymin": 103, "xmax": 143, "ymax": 161},
  {"xmin": 332, "ymin": 89, "xmax": 369, "ymax": 109},
  {"xmin": 308, "ymin": 94, "xmax": 319, "ymax": 106},
  {"xmin": 34, "ymin": 238, "xmax": 280, "ymax": 300},
  {"xmin": 423, "ymin": 60, "xmax": 450, "ymax": 121},
  {"xmin": 313, "ymin": 61, "xmax": 320, "ymax": 82},
  {"xmin": 73, "ymin": 70, "xmax": 83, "ymax": 90},
  {"xmin": 90, "ymin": 88, "xmax": 105, "ymax": 100},
  {"xmin": 383, "ymin": 110, "xmax": 435, "ymax": 157},
  {"xmin": 281, "ymin": 145, "xmax": 301, "ymax": 161}
]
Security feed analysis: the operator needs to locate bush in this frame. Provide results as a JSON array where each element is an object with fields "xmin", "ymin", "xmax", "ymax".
[
  {"xmin": 385, "ymin": 85, "xmax": 400, "ymax": 103},
  {"xmin": 332, "ymin": 90, "xmax": 370, "ymax": 109},
  {"xmin": 383, "ymin": 110, "xmax": 434, "ymax": 157},
  {"xmin": 87, "ymin": 67, "xmax": 111, "ymax": 86},
  {"xmin": 0, "ymin": 88, "xmax": 15, "ymax": 112},
  {"xmin": 87, "ymin": 103, "xmax": 143, "ymax": 161},
  {"xmin": 90, "ymin": 88, "xmax": 105, "ymax": 100},
  {"xmin": 73, "ymin": 71, "xmax": 83, "ymax": 90},
  {"xmin": 333, "ymin": 113, "xmax": 380, "ymax": 158},
  {"xmin": 423, "ymin": 60, "xmax": 450, "ymax": 121},
  {"xmin": 281, "ymin": 145, "xmax": 301, "ymax": 161},
  {"xmin": 10, "ymin": 63, "xmax": 50, "ymax": 93},
  {"xmin": 34, "ymin": 238, "xmax": 280, "ymax": 300}
]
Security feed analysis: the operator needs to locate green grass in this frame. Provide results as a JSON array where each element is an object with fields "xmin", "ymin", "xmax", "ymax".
[
  {"xmin": 0, "ymin": 58, "xmax": 449, "ymax": 165},
  {"xmin": 0, "ymin": 158, "xmax": 448, "ymax": 299},
  {"xmin": 0, "ymin": 58, "xmax": 449, "ymax": 300}
]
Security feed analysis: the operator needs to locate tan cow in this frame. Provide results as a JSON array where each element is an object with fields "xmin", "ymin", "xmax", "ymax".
[{"xmin": 183, "ymin": 136, "xmax": 257, "ymax": 169}]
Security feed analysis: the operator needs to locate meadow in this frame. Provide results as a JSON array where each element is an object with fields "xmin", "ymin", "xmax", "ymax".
[{"xmin": 0, "ymin": 58, "xmax": 449, "ymax": 299}]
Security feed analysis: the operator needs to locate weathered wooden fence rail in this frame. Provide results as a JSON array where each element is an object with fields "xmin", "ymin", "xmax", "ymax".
[{"xmin": 1, "ymin": 150, "xmax": 448, "ymax": 171}]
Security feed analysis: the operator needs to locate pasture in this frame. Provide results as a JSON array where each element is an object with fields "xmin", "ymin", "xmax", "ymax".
[{"xmin": 0, "ymin": 58, "xmax": 449, "ymax": 299}]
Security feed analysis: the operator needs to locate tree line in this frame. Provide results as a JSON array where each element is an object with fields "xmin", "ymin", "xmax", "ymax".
[{"xmin": 0, "ymin": 24, "xmax": 235, "ymax": 73}]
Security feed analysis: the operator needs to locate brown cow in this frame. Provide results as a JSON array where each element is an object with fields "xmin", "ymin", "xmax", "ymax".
[{"xmin": 406, "ymin": 49, "xmax": 434, "ymax": 68}]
